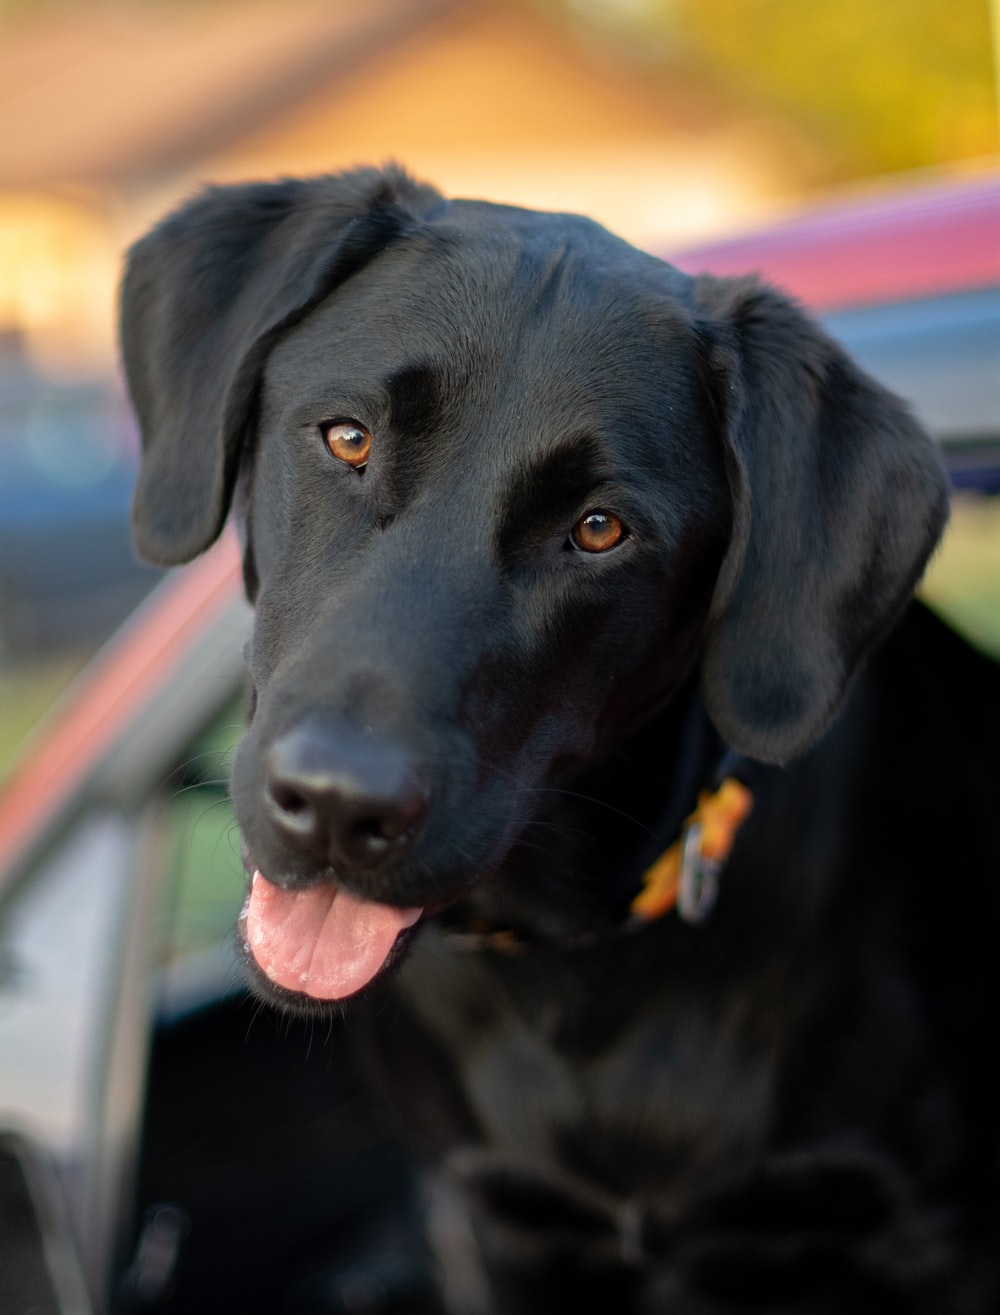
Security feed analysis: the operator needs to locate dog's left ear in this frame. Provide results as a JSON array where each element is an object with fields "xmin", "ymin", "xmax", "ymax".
[
  {"xmin": 121, "ymin": 167, "xmax": 441, "ymax": 565},
  {"xmin": 692, "ymin": 275, "xmax": 949, "ymax": 765}
]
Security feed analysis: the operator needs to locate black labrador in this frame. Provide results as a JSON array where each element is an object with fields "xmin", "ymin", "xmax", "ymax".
[{"xmin": 121, "ymin": 167, "xmax": 1000, "ymax": 1313}]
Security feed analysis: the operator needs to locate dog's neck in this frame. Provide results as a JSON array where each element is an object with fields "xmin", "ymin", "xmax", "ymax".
[{"xmin": 441, "ymin": 679, "xmax": 753, "ymax": 949}]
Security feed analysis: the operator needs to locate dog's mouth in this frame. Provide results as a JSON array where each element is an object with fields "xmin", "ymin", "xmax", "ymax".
[{"xmin": 240, "ymin": 869, "xmax": 423, "ymax": 1002}]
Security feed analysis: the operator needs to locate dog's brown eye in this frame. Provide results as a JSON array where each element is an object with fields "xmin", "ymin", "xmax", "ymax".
[
  {"xmin": 571, "ymin": 511, "xmax": 626, "ymax": 554},
  {"xmin": 321, "ymin": 420, "xmax": 371, "ymax": 469}
]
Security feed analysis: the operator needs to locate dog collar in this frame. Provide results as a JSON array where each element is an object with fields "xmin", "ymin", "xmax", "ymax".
[
  {"xmin": 447, "ymin": 774, "xmax": 753, "ymax": 954},
  {"xmin": 629, "ymin": 776, "xmax": 753, "ymax": 926}
]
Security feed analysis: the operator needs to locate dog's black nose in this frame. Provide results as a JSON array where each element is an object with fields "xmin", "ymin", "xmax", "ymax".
[{"xmin": 264, "ymin": 723, "xmax": 430, "ymax": 869}]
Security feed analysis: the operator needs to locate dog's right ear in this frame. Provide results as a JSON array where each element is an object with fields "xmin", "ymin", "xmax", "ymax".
[
  {"xmin": 690, "ymin": 275, "xmax": 948, "ymax": 764},
  {"xmin": 121, "ymin": 167, "xmax": 442, "ymax": 565}
]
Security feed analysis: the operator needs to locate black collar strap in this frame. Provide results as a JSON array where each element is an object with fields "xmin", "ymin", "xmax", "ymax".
[{"xmin": 447, "ymin": 751, "xmax": 755, "ymax": 954}]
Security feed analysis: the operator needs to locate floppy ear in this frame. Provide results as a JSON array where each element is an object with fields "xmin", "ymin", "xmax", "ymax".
[
  {"xmin": 121, "ymin": 167, "xmax": 442, "ymax": 565},
  {"xmin": 693, "ymin": 276, "xmax": 949, "ymax": 764}
]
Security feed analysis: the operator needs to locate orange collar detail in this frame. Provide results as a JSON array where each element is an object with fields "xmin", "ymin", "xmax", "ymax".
[{"xmin": 630, "ymin": 778, "xmax": 753, "ymax": 924}]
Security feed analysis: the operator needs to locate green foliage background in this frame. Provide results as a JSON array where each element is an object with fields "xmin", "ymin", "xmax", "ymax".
[{"xmin": 545, "ymin": 0, "xmax": 999, "ymax": 179}]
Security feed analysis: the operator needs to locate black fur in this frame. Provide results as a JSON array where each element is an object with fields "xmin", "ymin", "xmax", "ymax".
[{"xmin": 122, "ymin": 167, "xmax": 1000, "ymax": 1312}]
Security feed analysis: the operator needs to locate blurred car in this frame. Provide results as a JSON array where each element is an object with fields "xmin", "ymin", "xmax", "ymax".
[
  {"xmin": 0, "ymin": 171, "xmax": 998, "ymax": 1314},
  {"xmin": 0, "ymin": 340, "xmax": 162, "ymax": 660},
  {"xmin": 670, "ymin": 170, "xmax": 1000, "ymax": 492}
]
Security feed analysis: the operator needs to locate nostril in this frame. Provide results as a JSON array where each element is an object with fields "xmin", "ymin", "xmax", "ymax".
[
  {"xmin": 350, "ymin": 792, "xmax": 424, "ymax": 850},
  {"xmin": 263, "ymin": 722, "xmax": 430, "ymax": 869},
  {"xmin": 350, "ymin": 816, "xmax": 392, "ymax": 859},
  {"xmin": 354, "ymin": 815, "xmax": 388, "ymax": 841},
  {"xmin": 269, "ymin": 782, "xmax": 311, "ymax": 817}
]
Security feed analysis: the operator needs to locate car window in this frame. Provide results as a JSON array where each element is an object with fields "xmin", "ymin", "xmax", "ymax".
[
  {"xmin": 147, "ymin": 695, "xmax": 247, "ymax": 1018},
  {"xmin": 0, "ymin": 695, "xmax": 245, "ymax": 1308},
  {"xmin": 824, "ymin": 285, "xmax": 1000, "ymax": 659},
  {"xmin": 826, "ymin": 286, "xmax": 1000, "ymax": 454},
  {"xmin": 0, "ymin": 808, "xmax": 153, "ymax": 1304}
]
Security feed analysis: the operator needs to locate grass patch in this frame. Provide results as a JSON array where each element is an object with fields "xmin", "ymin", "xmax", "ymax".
[
  {"xmin": 922, "ymin": 494, "xmax": 1000, "ymax": 657},
  {"xmin": 157, "ymin": 788, "xmax": 245, "ymax": 965},
  {"xmin": 155, "ymin": 700, "xmax": 245, "ymax": 965},
  {"xmin": 0, "ymin": 653, "xmax": 89, "ymax": 782}
]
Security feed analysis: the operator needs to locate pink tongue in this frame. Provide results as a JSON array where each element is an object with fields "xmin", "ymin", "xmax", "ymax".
[{"xmin": 245, "ymin": 870, "xmax": 422, "ymax": 1001}]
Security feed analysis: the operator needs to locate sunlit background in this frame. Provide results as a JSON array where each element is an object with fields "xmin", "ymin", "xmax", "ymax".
[{"xmin": 2, "ymin": 0, "xmax": 999, "ymax": 774}]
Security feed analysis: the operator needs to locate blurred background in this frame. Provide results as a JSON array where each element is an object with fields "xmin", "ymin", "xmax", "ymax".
[{"xmin": 1, "ymin": 0, "xmax": 999, "ymax": 775}]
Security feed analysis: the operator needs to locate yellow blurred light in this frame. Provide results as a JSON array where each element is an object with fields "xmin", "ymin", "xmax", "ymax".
[{"xmin": 0, "ymin": 193, "xmax": 118, "ymax": 378}]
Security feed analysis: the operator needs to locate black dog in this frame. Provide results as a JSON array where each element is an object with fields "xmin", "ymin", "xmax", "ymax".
[{"xmin": 122, "ymin": 167, "xmax": 1000, "ymax": 1313}]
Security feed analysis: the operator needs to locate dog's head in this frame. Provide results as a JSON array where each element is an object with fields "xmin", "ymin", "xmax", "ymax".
[{"xmin": 121, "ymin": 167, "xmax": 948, "ymax": 1006}]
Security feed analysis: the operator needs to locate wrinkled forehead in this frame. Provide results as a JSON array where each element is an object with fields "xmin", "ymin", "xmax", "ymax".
[{"xmin": 260, "ymin": 212, "xmax": 699, "ymax": 439}]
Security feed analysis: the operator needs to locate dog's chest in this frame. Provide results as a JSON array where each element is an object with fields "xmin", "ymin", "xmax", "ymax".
[{"xmin": 392, "ymin": 928, "xmax": 775, "ymax": 1215}]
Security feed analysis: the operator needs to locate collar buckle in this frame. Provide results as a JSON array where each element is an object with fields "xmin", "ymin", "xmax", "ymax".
[{"xmin": 630, "ymin": 777, "xmax": 753, "ymax": 926}]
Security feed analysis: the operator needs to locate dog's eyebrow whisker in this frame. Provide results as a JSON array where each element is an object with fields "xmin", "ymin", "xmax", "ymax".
[{"xmin": 377, "ymin": 280, "xmax": 410, "ymax": 357}]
